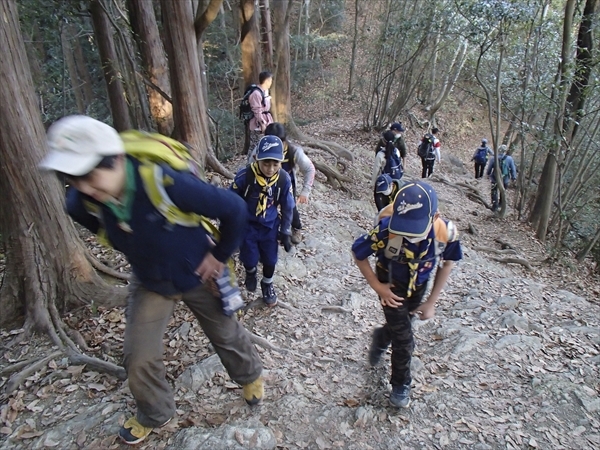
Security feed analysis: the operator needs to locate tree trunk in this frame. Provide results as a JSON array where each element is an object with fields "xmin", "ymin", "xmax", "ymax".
[
  {"xmin": 60, "ymin": 24, "xmax": 86, "ymax": 114},
  {"xmin": 128, "ymin": 0, "xmax": 173, "ymax": 135},
  {"xmin": 259, "ymin": 0, "xmax": 273, "ymax": 69},
  {"xmin": 271, "ymin": 0, "xmax": 292, "ymax": 124},
  {"xmin": 161, "ymin": 0, "xmax": 232, "ymax": 178},
  {"xmin": 529, "ymin": 0, "xmax": 576, "ymax": 241},
  {"xmin": 240, "ymin": 0, "xmax": 262, "ymax": 87},
  {"xmin": 90, "ymin": 0, "xmax": 131, "ymax": 131},
  {"xmin": 160, "ymin": 0, "xmax": 207, "ymax": 163},
  {"xmin": 347, "ymin": 0, "xmax": 360, "ymax": 95},
  {"xmin": 71, "ymin": 23, "xmax": 95, "ymax": 107},
  {"xmin": 0, "ymin": 0, "xmax": 125, "ymax": 333}
]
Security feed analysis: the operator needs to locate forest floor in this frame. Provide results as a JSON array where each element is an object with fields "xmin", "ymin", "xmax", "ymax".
[{"xmin": 1, "ymin": 100, "xmax": 599, "ymax": 449}]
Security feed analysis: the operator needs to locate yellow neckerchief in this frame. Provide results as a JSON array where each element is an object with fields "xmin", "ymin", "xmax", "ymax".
[
  {"xmin": 390, "ymin": 233, "xmax": 432, "ymax": 298},
  {"xmin": 251, "ymin": 162, "xmax": 280, "ymax": 217},
  {"xmin": 388, "ymin": 183, "xmax": 398, "ymax": 205},
  {"xmin": 282, "ymin": 142, "xmax": 290, "ymax": 164}
]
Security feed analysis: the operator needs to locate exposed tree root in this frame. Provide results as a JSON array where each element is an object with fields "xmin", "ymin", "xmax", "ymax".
[
  {"xmin": 495, "ymin": 239, "xmax": 517, "ymax": 251},
  {"xmin": 249, "ymin": 332, "xmax": 289, "ymax": 353},
  {"xmin": 286, "ymin": 120, "xmax": 354, "ymax": 162},
  {"xmin": 468, "ymin": 222, "xmax": 479, "ymax": 236},
  {"xmin": 206, "ymin": 150, "xmax": 234, "ymax": 179},
  {"xmin": 0, "ymin": 350, "xmax": 62, "ymax": 377},
  {"xmin": 313, "ymin": 161, "xmax": 352, "ymax": 192},
  {"xmin": 430, "ymin": 175, "xmax": 493, "ymax": 209},
  {"xmin": 321, "ymin": 305, "xmax": 352, "ymax": 314},
  {"xmin": 86, "ymin": 251, "xmax": 131, "ymax": 282},
  {"xmin": 488, "ymin": 256, "xmax": 534, "ymax": 271},
  {"xmin": 1, "ymin": 351, "xmax": 63, "ymax": 398},
  {"xmin": 473, "ymin": 246, "xmax": 518, "ymax": 255}
]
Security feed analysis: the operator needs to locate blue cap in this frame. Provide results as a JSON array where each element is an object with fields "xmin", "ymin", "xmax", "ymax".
[
  {"xmin": 375, "ymin": 174, "xmax": 393, "ymax": 194},
  {"xmin": 388, "ymin": 181, "xmax": 438, "ymax": 237},
  {"xmin": 390, "ymin": 122, "xmax": 405, "ymax": 132},
  {"xmin": 482, "ymin": 138, "xmax": 488, "ymax": 144},
  {"xmin": 256, "ymin": 135, "xmax": 284, "ymax": 161}
]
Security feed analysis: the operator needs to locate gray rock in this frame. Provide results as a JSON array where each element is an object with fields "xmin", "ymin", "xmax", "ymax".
[
  {"xmin": 452, "ymin": 332, "xmax": 490, "ymax": 354},
  {"xmin": 277, "ymin": 256, "xmax": 308, "ymax": 279},
  {"xmin": 166, "ymin": 420, "xmax": 277, "ymax": 450},
  {"xmin": 494, "ymin": 334, "xmax": 542, "ymax": 351},
  {"xmin": 500, "ymin": 312, "xmax": 530, "ymax": 331},
  {"xmin": 496, "ymin": 296, "xmax": 518, "ymax": 309},
  {"xmin": 176, "ymin": 354, "xmax": 225, "ymax": 393}
]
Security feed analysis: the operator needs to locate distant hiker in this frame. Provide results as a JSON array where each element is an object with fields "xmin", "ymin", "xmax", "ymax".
[
  {"xmin": 40, "ymin": 116, "xmax": 264, "ymax": 445},
  {"xmin": 417, "ymin": 127, "xmax": 441, "ymax": 178},
  {"xmin": 472, "ymin": 138, "xmax": 493, "ymax": 179},
  {"xmin": 241, "ymin": 71, "xmax": 274, "ymax": 154},
  {"xmin": 371, "ymin": 130, "xmax": 404, "ymax": 188},
  {"xmin": 374, "ymin": 122, "xmax": 407, "ymax": 167},
  {"xmin": 232, "ymin": 135, "xmax": 295, "ymax": 307},
  {"xmin": 352, "ymin": 181, "xmax": 462, "ymax": 409},
  {"xmin": 374, "ymin": 173, "xmax": 403, "ymax": 212},
  {"xmin": 248, "ymin": 122, "xmax": 315, "ymax": 245},
  {"xmin": 486, "ymin": 144, "xmax": 517, "ymax": 212}
]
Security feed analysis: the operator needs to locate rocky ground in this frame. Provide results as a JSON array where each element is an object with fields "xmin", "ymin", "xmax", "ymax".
[{"xmin": 1, "ymin": 117, "xmax": 599, "ymax": 450}]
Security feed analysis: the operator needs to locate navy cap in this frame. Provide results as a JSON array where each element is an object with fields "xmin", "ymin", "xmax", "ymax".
[
  {"xmin": 375, "ymin": 173, "xmax": 393, "ymax": 194},
  {"xmin": 390, "ymin": 122, "xmax": 405, "ymax": 132},
  {"xmin": 388, "ymin": 181, "xmax": 438, "ymax": 237},
  {"xmin": 255, "ymin": 135, "xmax": 284, "ymax": 161},
  {"xmin": 482, "ymin": 138, "xmax": 488, "ymax": 144}
]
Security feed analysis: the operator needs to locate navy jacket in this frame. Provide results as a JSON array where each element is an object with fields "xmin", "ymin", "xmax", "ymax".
[
  {"xmin": 67, "ymin": 157, "xmax": 247, "ymax": 296},
  {"xmin": 230, "ymin": 165, "xmax": 295, "ymax": 235}
]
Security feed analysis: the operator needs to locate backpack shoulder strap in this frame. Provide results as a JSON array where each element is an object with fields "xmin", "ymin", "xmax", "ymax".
[
  {"xmin": 137, "ymin": 162, "xmax": 219, "ymax": 239},
  {"xmin": 243, "ymin": 164, "xmax": 256, "ymax": 199}
]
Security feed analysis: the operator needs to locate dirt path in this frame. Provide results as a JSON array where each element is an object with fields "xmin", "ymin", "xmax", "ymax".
[{"xmin": 1, "ymin": 120, "xmax": 599, "ymax": 450}]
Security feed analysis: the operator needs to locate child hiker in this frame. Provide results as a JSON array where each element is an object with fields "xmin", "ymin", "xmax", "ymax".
[
  {"xmin": 351, "ymin": 181, "xmax": 462, "ymax": 408},
  {"xmin": 232, "ymin": 135, "xmax": 295, "ymax": 307},
  {"xmin": 248, "ymin": 122, "xmax": 315, "ymax": 245},
  {"xmin": 39, "ymin": 115, "xmax": 264, "ymax": 445},
  {"xmin": 374, "ymin": 173, "xmax": 403, "ymax": 212}
]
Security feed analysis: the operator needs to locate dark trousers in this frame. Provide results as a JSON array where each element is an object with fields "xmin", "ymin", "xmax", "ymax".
[
  {"xmin": 372, "ymin": 277, "xmax": 427, "ymax": 388},
  {"xmin": 474, "ymin": 163, "xmax": 485, "ymax": 178},
  {"xmin": 124, "ymin": 277, "xmax": 262, "ymax": 427},
  {"xmin": 421, "ymin": 158, "xmax": 435, "ymax": 178},
  {"xmin": 239, "ymin": 221, "xmax": 279, "ymax": 269},
  {"xmin": 491, "ymin": 179, "xmax": 509, "ymax": 211}
]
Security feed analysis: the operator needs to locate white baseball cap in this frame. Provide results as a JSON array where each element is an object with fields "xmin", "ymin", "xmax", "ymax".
[{"xmin": 40, "ymin": 115, "xmax": 125, "ymax": 176}]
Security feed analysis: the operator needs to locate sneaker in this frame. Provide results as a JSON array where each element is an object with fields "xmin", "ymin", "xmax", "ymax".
[
  {"xmin": 389, "ymin": 383, "xmax": 411, "ymax": 408},
  {"xmin": 368, "ymin": 327, "xmax": 387, "ymax": 367},
  {"xmin": 245, "ymin": 270, "xmax": 257, "ymax": 292},
  {"xmin": 261, "ymin": 281, "xmax": 277, "ymax": 307},
  {"xmin": 242, "ymin": 376, "xmax": 264, "ymax": 406},
  {"xmin": 291, "ymin": 228, "xmax": 302, "ymax": 245},
  {"xmin": 119, "ymin": 417, "xmax": 170, "ymax": 445}
]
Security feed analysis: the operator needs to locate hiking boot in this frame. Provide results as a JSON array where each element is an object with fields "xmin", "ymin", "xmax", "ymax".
[
  {"xmin": 245, "ymin": 270, "xmax": 257, "ymax": 292},
  {"xmin": 242, "ymin": 376, "xmax": 264, "ymax": 406},
  {"xmin": 261, "ymin": 281, "xmax": 277, "ymax": 307},
  {"xmin": 119, "ymin": 417, "xmax": 171, "ymax": 445},
  {"xmin": 368, "ymin": 327, "xmax": 387, "ymax": 367},
  {"xmin": 291, "ymin": 228, "xmax": 303, "ymax": 245},
  {"xmin": 389, "ymin": 383, "xmax": 411, "ymax": 408}
]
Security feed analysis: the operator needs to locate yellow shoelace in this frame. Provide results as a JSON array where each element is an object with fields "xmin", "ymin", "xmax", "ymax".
[{"xmin": 251, "ymin": 162, "xmax": 279, "ymax": 217}]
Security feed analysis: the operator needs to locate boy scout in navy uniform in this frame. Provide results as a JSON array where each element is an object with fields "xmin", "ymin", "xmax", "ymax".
[
  {"xmin": 231, "ymin": 135, "xmax": 295, "ymax": 307},
  {"xmin": 39, "ymin": 116, "xmax": 264, "ymax": 445},
  {"xmin": 352, "ymin": 181, "xmax": 462, "ymax": 408}
]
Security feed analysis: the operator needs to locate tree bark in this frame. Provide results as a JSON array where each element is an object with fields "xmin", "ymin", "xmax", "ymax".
[
  {"xmin": 347, "ymin": 0, "xmax": 360, "ymax": 95},
  {"xmin": 128, "ymin": 0, "xmax": 174, "ymax": 135},
  {"xmin": 90, "ymin": 0, "xmax": 131, "ymax": 131},
  {"xmin": 0, "ymin": 0, "xmax": 125, "ymax": 332},
  {"xmin": 240, "ymin": 0, "xmax": 262, "ymax": 87},
  {"xmin": 259, "ymin": 0, "xmax": 274, "ymax": 69},
  {"xmin": 161, "ymin": 0, "xmax": 233, "ymax": 178},
  {"xmin": 60, "ymin": 24, "xmax": 86, "ymax": 114},
  {"xmin": 529, "ymin": 0, "xmax": 576, "ymax": 240}
]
